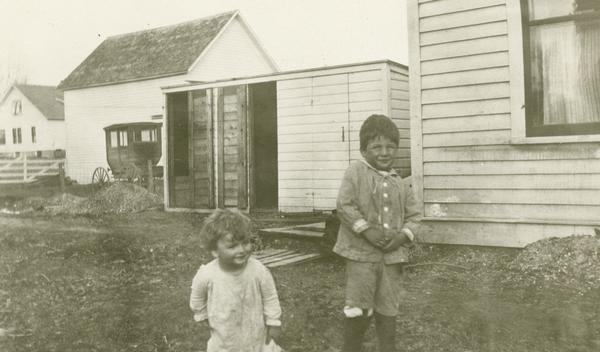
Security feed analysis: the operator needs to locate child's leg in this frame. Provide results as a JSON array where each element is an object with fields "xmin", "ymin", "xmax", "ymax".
[
  {"xmin": 373, "ymin": 263, "xmax": 405, "ymax": 352},
  {"xmin": 374, "ymin": 312, "xmax": 395, "ymax": 352},
  {"xmin": 342, "ymin": 307, "xmax": 372, "ymax": 352},
  {"xmin": 342, "ymin": 261, "xmax": 378, "ymax": 352}
]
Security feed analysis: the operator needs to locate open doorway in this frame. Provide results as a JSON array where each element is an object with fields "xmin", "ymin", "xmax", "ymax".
[
  {"xmin": 167, "ymin": 92, "xmax": 192, "ymax": 208},
  {"xmin": 249, "ymin": 82, "xmax": 278, "ymax": 210}
]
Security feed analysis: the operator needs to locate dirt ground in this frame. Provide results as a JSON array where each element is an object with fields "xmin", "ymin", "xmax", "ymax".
[{"xmin": 0, "ymin": 183, "xmax": 599, "ymax": 352}]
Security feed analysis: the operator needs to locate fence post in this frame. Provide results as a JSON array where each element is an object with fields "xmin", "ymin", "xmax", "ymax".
[
  {"xmin": 59, "ymin": 162, "xmax": 65, "ymax": 193},
  {"xmin": 23, "ymin": 154, "xmax": 27, "ymax": 182},
  {"xmin": 147, "ymin": 159, "xmax": 154, "ymax": 192}
]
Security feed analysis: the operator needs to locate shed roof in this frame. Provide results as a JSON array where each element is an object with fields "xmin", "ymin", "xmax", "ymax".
[
  {"xmin": 13, "ymin": 84, "xmax": 64, "ymax": 121},
  {"xmin": 58, "ymin": 11, "xmax": 238, "ymax": 91}
]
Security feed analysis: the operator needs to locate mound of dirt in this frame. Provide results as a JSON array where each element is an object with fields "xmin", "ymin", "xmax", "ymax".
[
  {"xmin": 504, "ymin": 234, "xmax": 600, "ymax": 293},
  {"xmin": 88, "ymin": 182, "xmax": 163, "ymax": 214},
  {"xmin": 15, "ymin": 183, "xmax": 163, "ymax": 215}
]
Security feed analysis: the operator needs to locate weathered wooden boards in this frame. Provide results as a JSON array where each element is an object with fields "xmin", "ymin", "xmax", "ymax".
[{"xmin": 254, "ymin": 248, "xmax": 322, "ymax": 268}]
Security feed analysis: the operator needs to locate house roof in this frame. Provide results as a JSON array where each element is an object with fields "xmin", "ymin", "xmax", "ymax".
[
  {"xmin": 12, "ymin": 84, "xmax": 65, "ymax": 121},
  {"xmin": 58, "ymin": 11, "xmax": 239, "ymax": 91}
]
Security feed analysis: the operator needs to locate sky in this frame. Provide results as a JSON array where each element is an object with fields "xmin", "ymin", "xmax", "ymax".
[{"xmin": 0, "ymin": 0, "xmax": 408, "ymax": 92}]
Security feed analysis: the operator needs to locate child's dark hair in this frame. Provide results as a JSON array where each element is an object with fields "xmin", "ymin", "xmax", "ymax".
[
  {"xmin": 200, "ymin": 208, "xmax": 253, "ymax": 250},
  {"xmin": 359, "ymin": 114, "xmax": 399, "ymax": 151}
]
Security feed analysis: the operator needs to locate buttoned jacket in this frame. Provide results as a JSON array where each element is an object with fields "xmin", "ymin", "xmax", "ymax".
[{"xmin": 333, "ymin": 160, "xmax": 421, "ymax": 264}]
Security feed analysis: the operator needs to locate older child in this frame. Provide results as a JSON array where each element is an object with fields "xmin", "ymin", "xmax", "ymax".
[
  {"xmin": 334, "ymin": 114, "xmax": 421, "ymax": 352},
  {"xmin": 190, "ymin": 209, "xmax": 282, "ymax": 352}
]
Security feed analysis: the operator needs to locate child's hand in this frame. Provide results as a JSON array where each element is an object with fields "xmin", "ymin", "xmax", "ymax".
[
  {"xmin": 382, "ymin": 231, "xmax": 410, "ymax": 252},
  {"xmin": 362, "ymin": 228, "xmax": 389, "ymax": 248},
  {"xmin": 266, "ymin": 325, "xmax": 281, "ymax": 344}
]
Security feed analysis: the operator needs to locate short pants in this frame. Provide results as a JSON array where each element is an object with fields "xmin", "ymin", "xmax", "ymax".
[{"xmin": 344, "ymin": 259, "xmax": 405, "ymax": 316}]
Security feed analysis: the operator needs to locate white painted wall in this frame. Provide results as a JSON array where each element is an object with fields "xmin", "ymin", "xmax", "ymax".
[
  {"xmin": 408, "ymin": 0, "xmax": 600, "ymax": 247},
  {"xmin": 277, "ymin": 63, "xmax": 407, "ymax": 212},
  {"xmin": 0, "ymin": 88, "xmax": 65, "ymax": 154},
  {"xmin": 64, "ymin": 75, "xmax": 185, "ymax": 183},
  {"xmin": 187, "ymin": 17, "xmax": 277, "ymax": 82}
]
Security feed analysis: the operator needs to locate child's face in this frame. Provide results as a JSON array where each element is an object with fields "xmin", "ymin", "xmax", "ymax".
[
  {"xmin": 361, "ymin": 135, "xmax": 397, "ymax": 171},
  {"xmin": 212, "ymin": 233, "xmax": 253, "ymax": 271}
]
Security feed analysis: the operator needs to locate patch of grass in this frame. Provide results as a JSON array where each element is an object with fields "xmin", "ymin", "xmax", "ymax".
[{"xmin": 1, "ymin": 212, "xmax": 599, "ymax": 352}]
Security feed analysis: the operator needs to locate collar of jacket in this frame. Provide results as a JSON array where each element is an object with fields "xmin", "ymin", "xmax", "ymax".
[{"xmin": 359, "ymin": 159, "xmax": 399, "ymax": 177}]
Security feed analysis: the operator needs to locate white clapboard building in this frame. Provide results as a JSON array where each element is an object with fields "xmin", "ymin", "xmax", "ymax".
[
  {"xmin": 407, "ymin": 0, "xmax": 600, "ymax": 246},
  {"xmin": 59, "ymin": 10, "xmax": 278, "ymax": 184},
  {"xmin": 161, "ymin": 60, "xmax": 410, "ymax": 213}
]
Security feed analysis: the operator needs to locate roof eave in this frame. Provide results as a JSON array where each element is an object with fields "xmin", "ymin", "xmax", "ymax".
[{"xmin": 59, "ymin": 71, "xmax": 188, "ymax": 91}]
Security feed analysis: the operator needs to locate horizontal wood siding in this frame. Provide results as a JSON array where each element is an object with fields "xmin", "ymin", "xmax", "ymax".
[
  {"xmin": 412, "ymin": 0, "xmax": 600, "ymax": 245},
  {"xmin": 277, "ymin": 66, "xmax": 394, "ymax": 212},
  {"xmin": 277, "ymin": 74, "xmax": 347, "ymax": 212},
  {"xmin": 348, "ymin": 70, "xmax": 385, "ymax": 160}
]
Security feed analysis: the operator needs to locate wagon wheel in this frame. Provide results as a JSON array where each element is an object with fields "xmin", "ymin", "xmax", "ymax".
[
  {"xmin": 123, "ymin": 163, "xmax": 142, "ymax": 184},
  {"xmin": 91, "ymin": 167, "xmax": 110, "ymax": 187}
]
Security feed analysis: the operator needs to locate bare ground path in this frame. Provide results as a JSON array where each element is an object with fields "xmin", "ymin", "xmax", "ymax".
[{"xmin": 0, "ymin": 210, "xmax": 599, "ymax": 352}]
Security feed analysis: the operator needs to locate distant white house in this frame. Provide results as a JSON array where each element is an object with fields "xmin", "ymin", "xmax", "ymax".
[
  {"xmin": 0, "ymin": 84, "xmax": 65, "ymax": 157},
  {"xmin": 58, "ymin": 10, "xmax": 278, "ymax": 184}
]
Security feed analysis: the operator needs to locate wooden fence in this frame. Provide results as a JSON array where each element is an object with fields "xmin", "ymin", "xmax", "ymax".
[{"xmin": 0, "ymin": 155, "xmax": 65, "ymax": 184}]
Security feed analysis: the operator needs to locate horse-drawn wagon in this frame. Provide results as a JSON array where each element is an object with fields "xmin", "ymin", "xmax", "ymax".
[{"xmin": 91, "ymin": 122, "xmax": 163, "ymax": 186}]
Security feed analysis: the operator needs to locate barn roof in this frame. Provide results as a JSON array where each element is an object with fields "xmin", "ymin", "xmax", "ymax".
[
  {"xmin": 58, "ymin": 11, "xmax": 239, "ymax": 91},
  {"xmin": 13, "ymin": 84, "xmax": 64, "ymax": 121}
]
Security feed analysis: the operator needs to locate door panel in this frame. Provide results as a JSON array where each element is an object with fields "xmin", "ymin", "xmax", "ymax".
[
  {"xmin": 217, "ymin": 86, "xmax": 248, "ymax": 209},
  {"xmin": 190, "ymin": 89, "xmax": 214, "ymax": 208},
  {"xmin": 310, "ymin": 74, "xmax": 351, "ymax": 210}
]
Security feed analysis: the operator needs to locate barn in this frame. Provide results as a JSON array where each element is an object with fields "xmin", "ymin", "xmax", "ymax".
[
  {"xmin": 407, "ymin": 0, "xmax": 600, "ymax": 246},
  {"xmin": 160, "ymin": 60, "xmax": 410, "ymax": 213},
  {"xmin": 58, "ymin": 10, "xmax": 278, "ymax": 184}
]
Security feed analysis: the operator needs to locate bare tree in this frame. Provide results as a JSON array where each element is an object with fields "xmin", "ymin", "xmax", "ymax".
[{"xmin": 0, "ymin": 59, "xmax": 27, "ymax": 97}]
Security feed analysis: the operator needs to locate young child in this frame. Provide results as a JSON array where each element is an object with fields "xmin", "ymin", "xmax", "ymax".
[
  {"xmin": 189, "ymin": 209, "xmax": 282, "ymax": 352},
  {"xmin": 333, "ymin": 114, "xmax": 421, "ymax": 352}
]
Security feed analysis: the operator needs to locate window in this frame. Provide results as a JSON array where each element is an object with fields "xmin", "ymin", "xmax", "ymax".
[
  {"xmin": 119, "ymin": 130, "xmax": 128, "ymax": 147},
  {"xmin": 110, "ymin": 131, "xmax": 118, "ymax": 148},
  {"xmin": 12, "ymin": 128, "xmax": 22, "ymax": 144},
  {"xmin": 133, "ymin": 128, "xmax": 157, "ymax": 142},
  {"xmin": 0, "ymin": 130, "xmax": 5, "ymax": 145},
  {"xmin": 522, "ymin": 0, "xmax": 600, "ymax": 136},
  {"xmin": 11, "ymin": 100, "xmax": 22, "ymax": 115},
  {"xmin": 31, "ymin": 126, "xmax": 36, "ymax": 143}
]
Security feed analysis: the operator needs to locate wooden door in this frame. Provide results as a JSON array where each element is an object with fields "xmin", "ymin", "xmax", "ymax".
[
  {"xmin": 167, "ymin": 92, "xmax": 193, "ymax": 208},
  {"xmin": 217, "ymin": 86, "xmax": 248, "ymax": 209},
  {"xmin": 310, "ymin": 73, "xmax": 351, "ymax": 210},
  {"xmin": 190, "ymin": 89, "xmax": 214, "ymax": 208}
]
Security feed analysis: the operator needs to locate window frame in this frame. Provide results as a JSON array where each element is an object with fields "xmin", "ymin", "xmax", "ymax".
[
  {"xmin": 11, "ymin": 100, "xmax": 22, "ymax": 115},
  {"xmin": 518, "ymin": 0, "xmax": 600, "ymax": 138},
  {"xmin": 118, "ymin": 129, "xmax": 128, "ymax": 147},
  {"xmin": 12, "ymin": 128, "xmax": 22, "ymax": 144},
  {"xmin": 0, "ymin": 129, "xmax": 5, "ymax": 145},
  {"xmin": 507, "ymin": 0, "xmax": 600, "ymax": 143}
]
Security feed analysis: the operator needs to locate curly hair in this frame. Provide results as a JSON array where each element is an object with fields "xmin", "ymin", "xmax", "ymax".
[
  {"xmin": 359, "ymin": 114, "xmax": 399, "ymax": 151},
  {"xmin": 200, "ymin": 208, "xmax": 253, "ymax": 250}
]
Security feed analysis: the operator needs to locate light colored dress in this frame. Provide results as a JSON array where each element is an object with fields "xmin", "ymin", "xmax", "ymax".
[{"xmin": 190, "ymin": 257, "xmax": 282, "ymax": 352}]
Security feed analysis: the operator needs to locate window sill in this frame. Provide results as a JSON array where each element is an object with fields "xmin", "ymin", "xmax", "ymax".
[{"xmin": 511, "ymin": 134, "xmax": 600, "ymax": 145}]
